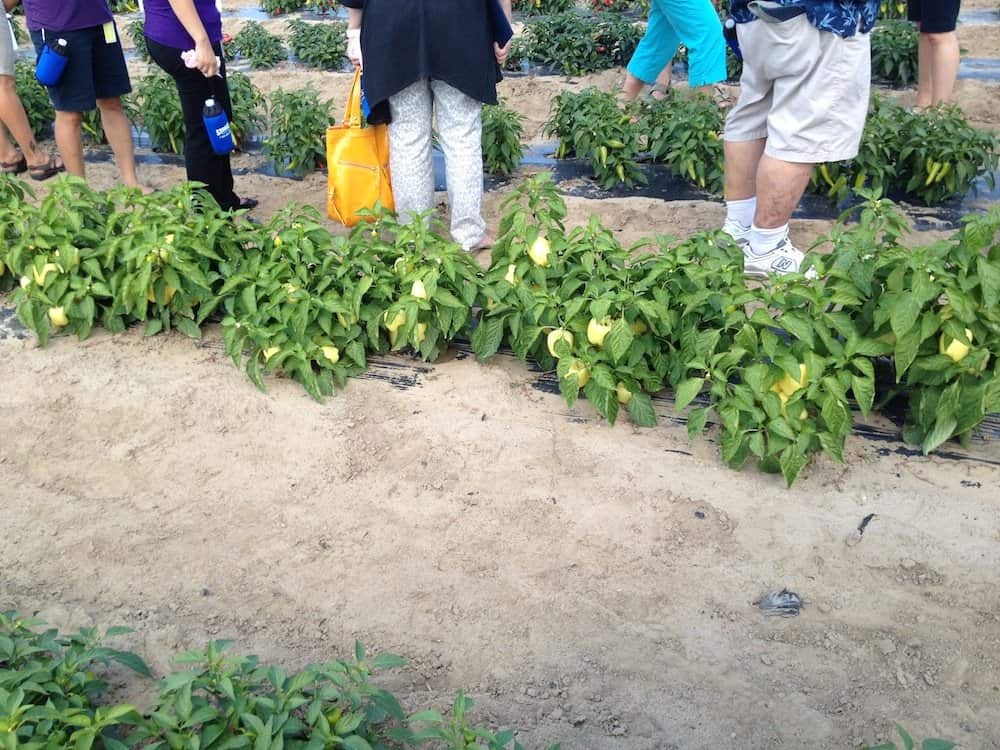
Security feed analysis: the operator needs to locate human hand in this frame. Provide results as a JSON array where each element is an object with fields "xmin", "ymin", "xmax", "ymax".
[
  {"xmin": 494, "ymin": 39, "xmax": 510, "ymax": 67},
  {"xmin": 193, "ymin": 38, "xmax": 219, "ymax": 77},
  {"xmin": 347, "ymin": 28, "xmax": 362, "ymax": 69}
]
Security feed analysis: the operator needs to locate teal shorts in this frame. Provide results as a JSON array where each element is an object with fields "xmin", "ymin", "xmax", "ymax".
[{"xmin": 627, "ymin": 0, "xmax": 726, "ymax": 87}]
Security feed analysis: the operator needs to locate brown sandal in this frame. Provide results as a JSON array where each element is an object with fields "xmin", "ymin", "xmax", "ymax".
[
  {"xmin": 28, "ymin": 155, "xmax": 66, "ymax": 182},
  {"xmin": 1, "ymin": 155, "xmax": 27, "ymax": 175}
]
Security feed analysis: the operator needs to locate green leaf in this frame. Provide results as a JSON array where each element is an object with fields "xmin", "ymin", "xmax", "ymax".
[
  {"xmin": 769, "ymin": 417, "xmax": 796, "ymax": 441},
  {"xmin": 777, "ymin": 312, "xmax": 814, "ymax": 348},
  {"xmin": 408, "ymin": 711, "xmax": 444, "ymax": 724},
  {"xmin": 686, "ymin": 406, "xmax": 709, "ymax": 438},
  {"xmin": 779, "ymin": 446, "xmax": 808, "ymax": 487},
  {"xmin": 626, "ymin": 392, "xmax": 656, "ymax": 427},
  {"xmin": 604, "ymin": 317, "xmax": 634, "ymax": 364},
  {"xmin": 890, "ymin": 293, "xmax": 921, "ymax": 338},
  {"xmin": 893, "ymin": 327, "xmax": 922, "ymax": 380},
  {"xmin": 340, "ymin": 738, "xmax": 372, "ymax": 750},
  {"xmin": 721, "ymin": 430, "xmax": 750, "ymax": 469},
  {"xmin": 897, "ymin": 726, "xmax": 915, "ymax": 750},
  {"xmin": 334, "ymin": 712, "xmax": 364, "ymax": 736},
  {"xmin": 674, "ymin": 377, "xmax": 704, "ymax": 413},
  {"xmin": 583, "ymin": 379, "xmax": 619, "ymax": 425},
  {"xmin": 851, "ymin": 372, "xmax": 875, "ymax": 418},
  {"xmin": 74, "ymin": 730, "xmax": 96, "ymax": 750},
  {"xmin": 818, "ymin": 430, "xmax": 845, "ymax": 463},
  {"xmin": 371, "ymin": 653, "xmax": 407, "ymax": 670},
  {"xmin": 821, "ymin": 395, "xmax": 851, "ymax": 440},
  {"xmin": 734, "ymin": 323, "xmax": 757, "ymax": 355},
  {"xmin": 921, "ymin": 415, "xmax": 957, "ymax": 455},
  {"xmin": 977, "ymin": 256, "xmax": 1000, "ymax": 308},
  {"xmin": 240, "ymin": 284, "xmax": 257, "ymax": 315},
  {"xmin": 175, "ymin": 316, "xmax": 201, "ymax": 340},
  {"xmin": 109, "ymin": 649, "xmax": 152, "ymax": 677},
  {"xmin": 557, "ymin": 361, "xmax": 580, "ymax": 409},
  {"xmin": 921, "ymin": 740, "xmax": 956, "ymax": 750},
  {"xmin": 471, "ymin": 316, "xmax": 504, "ymax": 361},
  {"xmin": 589, "ymin": 363, "xmax": 616, "ymax": 390},
  {"xmin": 432, "ymin": 288, "xmax": 464, "ymax": 308}
]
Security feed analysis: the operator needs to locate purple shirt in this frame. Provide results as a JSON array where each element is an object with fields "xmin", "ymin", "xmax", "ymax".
[
  {"xmin": 143, "ymin": 0, "xmax": 223, "ymax": 50},
  {"xmin": 22, "ymin": 0, "xmax": 113, "ymax": 32}
]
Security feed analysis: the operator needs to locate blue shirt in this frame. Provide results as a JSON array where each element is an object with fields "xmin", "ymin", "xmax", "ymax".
[{"xmin": 730, "ymin": 0, "xmax": 880, "ymax": 37}]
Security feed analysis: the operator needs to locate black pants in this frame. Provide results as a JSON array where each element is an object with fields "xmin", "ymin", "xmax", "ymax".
[{"xmin": 146, "ymin": 37, "xmax": 240, "ymax": 211}]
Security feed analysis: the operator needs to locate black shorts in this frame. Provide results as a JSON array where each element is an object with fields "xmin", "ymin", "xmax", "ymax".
[
  {"xmin": 30, "ymin": 23, "xmax": 131, "ymax": 112},
  {"xmin": 907, "ymin": 0, "xmax": 961, "ymax": 34}
]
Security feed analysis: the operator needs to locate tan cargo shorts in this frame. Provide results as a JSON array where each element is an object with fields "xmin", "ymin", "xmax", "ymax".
[
  {"xmin": 724, "ymin": 14, "xmax": 872, "ymax": 163},
  {"xmin": 1, "ymin": 16, "xmax": 16, "ymax": 77}
]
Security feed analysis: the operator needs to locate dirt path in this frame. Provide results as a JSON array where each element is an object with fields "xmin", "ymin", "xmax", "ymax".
[{"xmin": 1, "ymin": 320, "xmax": 999, "ymax": 749}]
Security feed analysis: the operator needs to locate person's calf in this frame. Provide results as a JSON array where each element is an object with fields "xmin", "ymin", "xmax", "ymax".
[
  {"xmin": 54, "ymin": 110, "xmax": 85, "ymax": 177},
  {"xmin": 97, "ymin": 97, "xmax": 149, "ymax": 191},
  {"xmin": 752, "ymin": 155, "xmax": 813, "ymax": 229},
  {"xmin": 723, "ymin": 137, "xmax": 766, "ymax": 203}
]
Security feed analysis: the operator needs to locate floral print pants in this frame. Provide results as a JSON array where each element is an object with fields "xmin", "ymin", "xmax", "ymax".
[{"xmin": 387, "ymin": 79, "xmax": 486, "ymax": 251}]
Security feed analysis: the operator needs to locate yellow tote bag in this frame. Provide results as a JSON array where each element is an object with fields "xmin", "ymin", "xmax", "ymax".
[{"xmin": 326, "ymin": 70, "xmax": 393, "ymax": 226}]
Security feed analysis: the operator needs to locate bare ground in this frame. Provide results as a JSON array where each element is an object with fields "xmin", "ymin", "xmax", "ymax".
[{"xmin": 3, "ymin": 3, "xmax": 1000, "ymax": 749}]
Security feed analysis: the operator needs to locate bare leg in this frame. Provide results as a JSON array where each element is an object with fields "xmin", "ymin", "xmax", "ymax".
[
  {"xmin": 622, "ymin": 65, "xmax": 673, "ymax": 101},
  {"xmin": 0, "ymin": 75, "xmax": 54, "ymax": 167},
  {"xmin": 622, "ymin": 71, "xmax": 648, "ymax": 101},
  {"xmin": 55, "ymin": 110, "xmax": 85, "ymax": 177},
  {"xmin": 915, "ymin": 31, "xmax": 934, "ymax": 108},
  {"xmin": 97, "ymin": 96, "xmax": 144, "ymax": 189},
  {"xmin": 753, "ymin": 154, "xmax": 813, "ymax": 228},
  {"xmin": 651, "ymin": 65, "xmax": 672, "ymax": 98},
  {"xmin": 0, "ymin": 121, "xmax": 16, "ymax": 163},
  {"xmin": 925, "ymin": 31, "xmax": 960, "ymax": 105},
  {"xmin": 723, "ymin": 137, "xmax": 766, "ymax": 200}
]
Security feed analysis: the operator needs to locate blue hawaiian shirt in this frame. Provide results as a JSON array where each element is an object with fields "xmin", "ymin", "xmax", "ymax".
[{"xmin": 730, "ymin": 0, "xmax": 880, "ymax": 37}]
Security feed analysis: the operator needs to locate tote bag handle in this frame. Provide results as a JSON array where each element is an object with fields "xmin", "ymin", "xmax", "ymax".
[{"xmin": 343, "ymin": 69, "xmax": 364, "ymax": 129}]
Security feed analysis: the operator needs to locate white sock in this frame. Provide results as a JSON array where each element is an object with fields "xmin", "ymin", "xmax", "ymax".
[
  {"xmin": 748, "ymin": 223, "xmax": 788, "ymax": 257},
  {"xmin": 725, "ymin": 197, "xmax": 756, "ymax": 229}
]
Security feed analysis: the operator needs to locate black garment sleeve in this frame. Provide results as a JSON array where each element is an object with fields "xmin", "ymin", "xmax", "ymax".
[{"xmin": 340, "ymin": 0, "xmax": 363, "ymax": 7}]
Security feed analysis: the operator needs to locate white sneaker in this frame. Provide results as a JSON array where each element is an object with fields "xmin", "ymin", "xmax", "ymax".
[
  {"xmin": 721, "ymin": 219, "xmax": 751, "ymax": 245},
  {"xmin": 743, "ymin": 236, "xmax": 817, "ymax": 279}
]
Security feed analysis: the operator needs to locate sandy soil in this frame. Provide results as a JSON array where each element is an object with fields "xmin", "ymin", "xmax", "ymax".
[{"xmin": 3, "ymin": 2, "xmax": 1000, "ymax": 749}]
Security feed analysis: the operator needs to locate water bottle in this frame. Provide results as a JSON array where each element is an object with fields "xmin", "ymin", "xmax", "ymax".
[
  {"xmin": 36, "ymin": 37, "xmax": 69, "ymax": 86},
  {"xmin": 202, "ymin": 98, "xmax": 234, "ymax": 155},
  {"xmin": 723, "ymin": 18, "xmax": 742, "ymax": 62},
  {"xmin": 360, "ymin": 87, "xmax": 371, "ymax": 120}
]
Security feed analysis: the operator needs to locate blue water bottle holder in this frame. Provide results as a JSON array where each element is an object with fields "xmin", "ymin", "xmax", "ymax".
[
  {"xmin": 36, "ymin": 32, "xmax": 69, "ymax": 86},
  {"xmin": 202, "ymin": 80, "xmax": 235, "ymax": 156}
]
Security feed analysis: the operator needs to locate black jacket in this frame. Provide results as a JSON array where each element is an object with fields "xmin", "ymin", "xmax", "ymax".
[{"xmin": 341, "ymin": 0, "xmax": 501, "ymax": 123}]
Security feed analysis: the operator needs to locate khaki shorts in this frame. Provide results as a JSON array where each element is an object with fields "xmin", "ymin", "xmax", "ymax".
[
  {"xmin": 1, "ymin": 17, "xmax": 15, "ymax": 77},
  {"xmin": 724, "ymin": 15, "xmax": 871, "ymax": 163}
]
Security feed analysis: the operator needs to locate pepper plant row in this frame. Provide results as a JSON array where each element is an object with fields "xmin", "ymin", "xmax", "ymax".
[
  {"xmin": 2, "ymin": 174, "xmax": 998, "ymax": 486},
  {"xmin": 546, "ymin": 90, "xmax": 998, "ymax": 206},
  {"xmin": 0, "ymin": 610, "xmax": 554, "ymax": 750}
]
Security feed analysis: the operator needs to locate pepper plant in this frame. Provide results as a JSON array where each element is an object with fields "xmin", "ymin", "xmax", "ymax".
[
  {"xmin": 288, "ymin": 18, "xmax": 348, "ymax": 70},
  {"xmin": 263, "ymin": 86, "xmax": 331, "ymax": 177},
  {"xmin": 482, "ymin": 99, "xmax": 526, "ymax": 177},
  {"xmin": 231, "ymin": 21, "xmax": 287, "ymax": 68}
]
